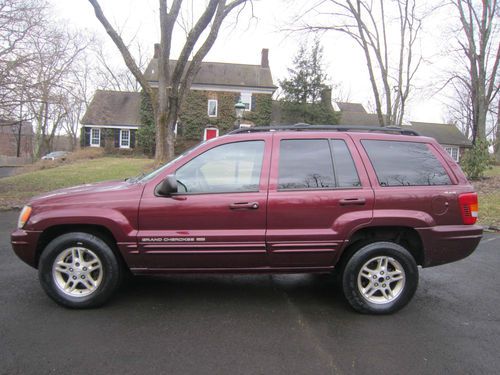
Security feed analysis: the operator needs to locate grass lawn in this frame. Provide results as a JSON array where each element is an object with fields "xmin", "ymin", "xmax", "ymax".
[{"xmin": 0, "ymin": 157, "xmax": 154, "ymax": 209}]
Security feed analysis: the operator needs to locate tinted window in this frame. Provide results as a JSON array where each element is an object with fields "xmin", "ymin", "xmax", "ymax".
[
  {"xmin": 362, "ymin": 140, "xmax": 451, "ymax": 186},
  {"xmin": 278, "ymin": 139, "xmax": 335, "ymax": 189},
  {"xmin": 176, "ymin": 141, "xmax": 264, "ymax": 193},
  {"xmin": 331, "ymin": 140, "xmax": 360, "ymax": 187}
]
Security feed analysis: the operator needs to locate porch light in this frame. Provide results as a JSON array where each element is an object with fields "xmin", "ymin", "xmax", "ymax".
[{"xmin": 234, "ymin": 100, "xmax": 246, "ymax": 128}]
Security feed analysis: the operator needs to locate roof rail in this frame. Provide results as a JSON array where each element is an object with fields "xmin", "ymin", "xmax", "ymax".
[{"xmin": 228, "ymin": 124, "xmax": 420, "ymax": 136}]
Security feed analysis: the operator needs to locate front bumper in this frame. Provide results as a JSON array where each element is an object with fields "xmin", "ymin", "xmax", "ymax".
[
  {"xmin": 417, "ymin": 225, "xmax": 483, "ymax": 267},
  {"xmin": 11, "ymin": 229, "xmax": 42, "ymax": 268}
]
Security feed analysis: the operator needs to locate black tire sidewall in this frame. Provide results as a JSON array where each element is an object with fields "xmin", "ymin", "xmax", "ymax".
[
  {"xmin": 342, "ymin": 241, "xmax": 419, "ymax": 314},
  {"xmin": 38, "ymin": 232, "xmax": 121, "ymax": 309}
]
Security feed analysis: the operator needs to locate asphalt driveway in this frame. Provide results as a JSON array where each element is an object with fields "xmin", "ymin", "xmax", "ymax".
[{"xmin": 1, "ymin": 209, "xmax": 499, "ymax": 375}]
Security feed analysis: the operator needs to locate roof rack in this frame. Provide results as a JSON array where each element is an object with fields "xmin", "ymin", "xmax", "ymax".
[{"xmin": 228, "ymin": 124, "xmax": 420, "ymax": 136}]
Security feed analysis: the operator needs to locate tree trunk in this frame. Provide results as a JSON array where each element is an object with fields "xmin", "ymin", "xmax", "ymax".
[{"xmin": 494, "ymin": 98, "xmax": 500, "ymax": 163}]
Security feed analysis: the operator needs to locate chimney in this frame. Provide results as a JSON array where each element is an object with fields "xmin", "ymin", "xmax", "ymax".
[
  {"xmin": 154, "ymin": 43, "xmax": 160, "ymax": 59},
  {"xmin": 320, "ymin": 86, "xmax": 333, "ymax": 110},
  {"xmin": 261, "ymin": 48, "xmax": 269, "ymax": 68}
]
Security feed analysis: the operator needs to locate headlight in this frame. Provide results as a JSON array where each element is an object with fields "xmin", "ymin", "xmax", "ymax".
[{"xmin": 17, "ymin": 205, "xmax": 32, "ymax": 229}]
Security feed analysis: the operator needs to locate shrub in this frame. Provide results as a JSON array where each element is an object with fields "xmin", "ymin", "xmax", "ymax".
[{"xmin": 460, "ymin": 140, "xmax": 491, "ymax": 179}]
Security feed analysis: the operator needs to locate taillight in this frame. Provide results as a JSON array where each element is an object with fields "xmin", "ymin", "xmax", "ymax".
[{"xmin": 458, "ymin": 193, "xmax": 478, "ymax": 225}]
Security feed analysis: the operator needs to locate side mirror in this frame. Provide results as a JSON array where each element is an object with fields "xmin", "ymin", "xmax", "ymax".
[{"xmin": 157, "ymin": 175, "xmax": 178, "ymax": 196}]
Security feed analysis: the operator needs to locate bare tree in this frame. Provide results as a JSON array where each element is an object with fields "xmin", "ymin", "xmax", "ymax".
[
  {"xmin": 291, "ymin": 0, "xmax": 424, "ymax": 126},
  {"xmin": 0, "ymin": 0, "xmax": 47, "ymax": 117},
  {"xmin": 88, "ymin": 0, "xmax": 252, "ymax": 162},
  {"xmin": 451, "ymin": 0, "xmax": 500, "ymax": 144},
  {"xmin": 493, "ymin": 97, "xmax": 500, "ymax": 161},
  {"xmin": 24, "ymin": 27, "xmax": 89, "ymax": 157},
  {"xmin": 445, "ymin": 78, "xmax": 474, "ymax": 139},
  {"xmin": 92, "ymin": 40, "xmax": 148, "ymax": 92},
  {"xmin": 61, "ymin": 52, "xmax": 96, "ymax": 150}
]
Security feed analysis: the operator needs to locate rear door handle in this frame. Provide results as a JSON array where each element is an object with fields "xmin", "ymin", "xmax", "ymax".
[
  {"xmin": 339, "ymin": 198, "xmax": 366, "ymax": 206},
  {"xmin": 229, "ymin": 202, "xmax": 259, "ymax": 210}
]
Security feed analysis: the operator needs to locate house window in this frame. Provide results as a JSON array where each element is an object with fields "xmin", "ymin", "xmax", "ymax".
[
  {"xmin": 444, "ymin": 146, "xmax": 459, "ymax": 162},
  {"xmin": 240, "ymin": 92, "xmax": 252, "ymax": 111},
  {"xmin": 208, "ymin": 99, "xmax": 218, "ymax": 117},
  {"xmin": 90, "ymin": 128, "xmax": 100, "ymax": 147},
  {"xmin": 120, "ymin": 129, "xmax": 130, "ymax": 148}
]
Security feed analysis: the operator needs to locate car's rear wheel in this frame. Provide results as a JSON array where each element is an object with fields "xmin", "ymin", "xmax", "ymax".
[
  {"xmin": 342, "ymin": 241, "xmax": 418, "ymax": 314},
  {"xmin": 38, "ymin": 232, "xmax": 121, "ymax": 308}
]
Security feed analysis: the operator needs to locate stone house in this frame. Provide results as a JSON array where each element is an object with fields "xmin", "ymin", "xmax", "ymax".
[
  {"xmin": 81, "ymin": 91, "xmax": 141, "ymax": 150},
  {"xmin": 81, "ymin": 48, "xmax": 276, "ymax": 149}
]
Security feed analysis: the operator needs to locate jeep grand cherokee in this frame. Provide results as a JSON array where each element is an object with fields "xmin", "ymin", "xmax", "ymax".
[{"xmin": 11, "ymin": 125, "xmax": 483, "ymax": 314}]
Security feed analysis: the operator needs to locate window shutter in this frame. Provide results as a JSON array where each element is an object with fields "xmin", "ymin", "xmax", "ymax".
[
  {"xmin": 83, "ymin": 127, "xmax": 90, "ymax": 147},
  {"xmin": 114, "ymin": 129, "xmax": 120, "ymax": 148},
  {"xmin": 100, "ymin": 129, "xmax": 105, "ymax": 147},
  {"xmin": 251, "ymin": 94, "xmax": 256, "ymax": 112},
  {"xmin": 130, "ymin": 130, "xmax": 136, "ymax": 148}
]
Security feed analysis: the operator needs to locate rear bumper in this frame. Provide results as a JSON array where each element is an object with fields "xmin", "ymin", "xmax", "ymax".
[
  {"xmin": 417, "ymin": 225, "xmax": 483, "ymax": 267},
  {"xmin": 11, "ymin": 229, "xmax": 41, "ymax": 268}
]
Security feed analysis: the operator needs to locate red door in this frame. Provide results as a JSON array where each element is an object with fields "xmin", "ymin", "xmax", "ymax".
[{"xmin": 137, "ymin": 136, "xmax": 272, "ymax": 270}]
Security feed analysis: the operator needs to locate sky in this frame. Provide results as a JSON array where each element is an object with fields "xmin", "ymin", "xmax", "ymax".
[{"xmin": 50, "ymin": 0, "xmax": 455, "ymax": 124}]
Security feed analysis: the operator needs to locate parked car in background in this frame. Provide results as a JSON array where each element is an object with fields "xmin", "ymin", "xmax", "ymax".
[
  {"xmin": 11, "ymin": 125, "xmax": 482, "ymax": 314},
  {"xmin": 41, "ymin": 151, "xmax": 69, "ymax": 161}
]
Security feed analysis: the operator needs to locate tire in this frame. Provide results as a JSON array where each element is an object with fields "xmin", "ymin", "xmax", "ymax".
[
  {"xmin": 38, "ymin": 232, "xmax": 122, "ymax": 309},
  {"xmin": 342, "ymin": 241, "xmax": 418, "ymax": 314}
]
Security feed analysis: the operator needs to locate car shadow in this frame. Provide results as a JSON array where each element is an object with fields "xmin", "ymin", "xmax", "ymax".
[{"xmin": 113, "ymin": 272, "xmax": 349, "ymax": 312}]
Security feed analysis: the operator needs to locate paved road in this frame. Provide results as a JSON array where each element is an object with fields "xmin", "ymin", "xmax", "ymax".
[{"xmin": 1, "ymin": 210, "xmax": 499, "ymax": 375}]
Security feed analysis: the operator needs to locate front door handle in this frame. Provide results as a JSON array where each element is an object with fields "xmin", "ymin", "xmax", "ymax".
[
  {"xmin": 339, "ymin": 198, "xmax": 366, "ymax": 206},
  {"xmin": 229, "ymin": 202, "xmax": 259, "ymax": 210}
]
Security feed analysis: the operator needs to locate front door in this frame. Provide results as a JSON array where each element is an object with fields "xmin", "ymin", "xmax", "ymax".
[{"xmin": 138, "ymin": 138, "xmax": 271, "ymax": 270}]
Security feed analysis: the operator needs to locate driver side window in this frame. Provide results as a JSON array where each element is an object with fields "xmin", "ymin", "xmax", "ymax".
[{"xmin": 175, "ymin": 141, "xmax": 265, "ymax": 193}]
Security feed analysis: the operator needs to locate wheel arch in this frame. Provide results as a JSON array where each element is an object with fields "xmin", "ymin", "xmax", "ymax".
[
  {"xmin": 337, "ymin": 226, "xmax": 424, "ymax": 272},
  {"xmin": 35, "ymin": 224, "xmax": 124, "ymax": 269}
]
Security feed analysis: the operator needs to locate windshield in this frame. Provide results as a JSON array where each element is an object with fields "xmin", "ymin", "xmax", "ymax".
[{"xmin": 131, "ymin": 142, "xmax": 203, "ymax": 183}]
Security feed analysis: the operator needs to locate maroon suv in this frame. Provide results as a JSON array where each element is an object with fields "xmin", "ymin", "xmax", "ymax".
[{"xmin": 11, "ymin": 126, "xmax": 483, "ymax": 314}]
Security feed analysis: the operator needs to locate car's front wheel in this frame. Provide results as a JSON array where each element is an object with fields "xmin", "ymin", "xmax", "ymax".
[
  {"xmin": 38, "ymin": 232, "xmax": 122, "ymax": 308},
  {"xmin": 342, "ymin": 241, "xmax": 418, "ymax": 314}
]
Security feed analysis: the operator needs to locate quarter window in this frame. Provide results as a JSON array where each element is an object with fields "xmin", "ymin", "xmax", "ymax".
[
  {"xmin": 278, "ymin": 139, "xmax": 335, "ymax": 190},
  {"xmin": 362, "ymin": 140, "xmax": 451, "ymax": 186},
  {"xmin": 90, "ymin": 128, "xmax": 100, "ymax": 147},
  {"xmin": 208, "ymin": 99, "xmax": 218, "ymax": 117},
  {"xmin": 176, "ymin": 141, "xmax": 264, "ymax": 193},
  {"xmin": 120, "ymin": 129, "xmax": 130, "ymax": 148}
]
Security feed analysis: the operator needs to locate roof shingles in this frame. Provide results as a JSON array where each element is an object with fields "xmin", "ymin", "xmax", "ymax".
[
  {"xmin": 408, "ymin": 121, "xmax": 472, "ymax": 147},
  {"xmin": 81, "ymin": 90, "xmax": 141, "ymax": 126},
  {"xmin": 144, "ymin": 59, "xmax": 276, "ymax": 89}
]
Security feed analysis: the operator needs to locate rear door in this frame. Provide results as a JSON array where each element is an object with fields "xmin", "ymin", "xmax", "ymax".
[{"xmin": 266, "ymin": 133, "xmax": 374, "ymax": 268}]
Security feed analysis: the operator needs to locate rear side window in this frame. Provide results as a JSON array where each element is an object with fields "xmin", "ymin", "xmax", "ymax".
[
  {"xmin": 362, "ymin": 140, "xmax": 451, "ymax": 186},
  {"xmin": 278, "ymin": 139, "xmax": 335, "ymax": 189}
]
